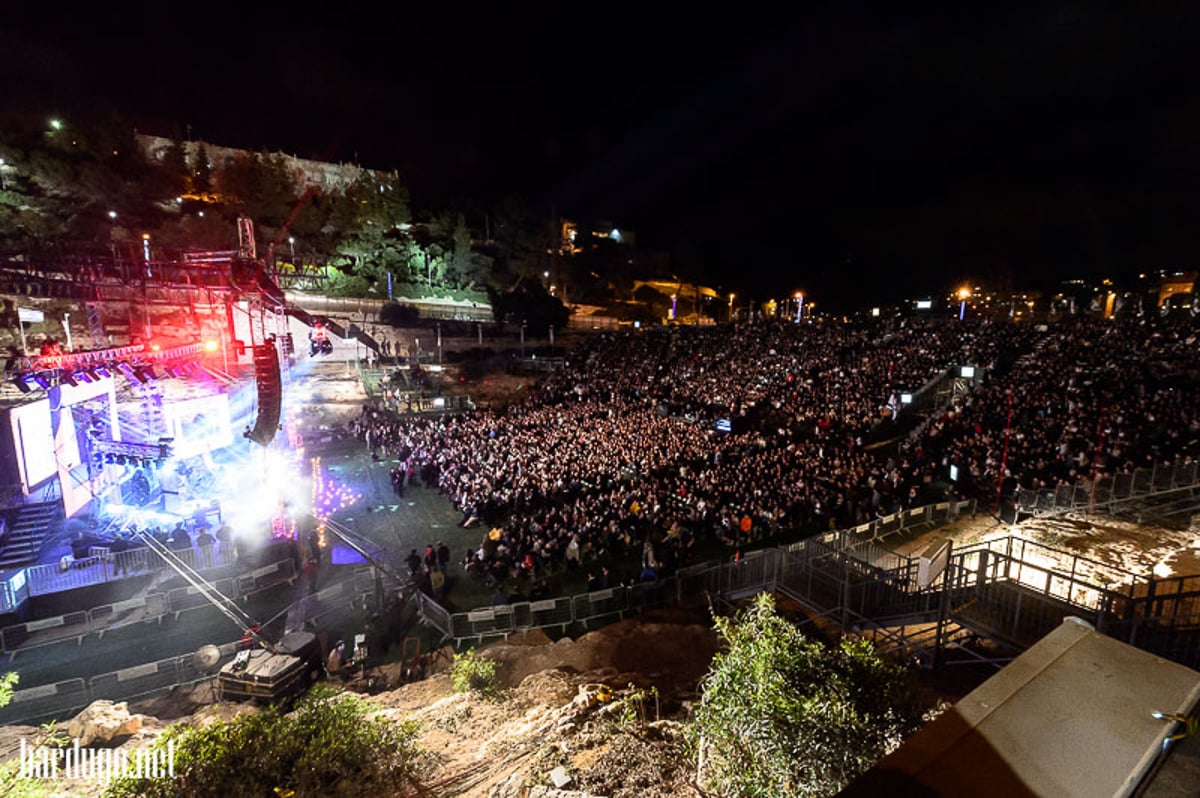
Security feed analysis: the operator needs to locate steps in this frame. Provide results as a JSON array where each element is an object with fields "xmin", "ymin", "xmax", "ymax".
[{"xmin": 0, "ymin": 502, "xmax": 60, "ymax": 569}]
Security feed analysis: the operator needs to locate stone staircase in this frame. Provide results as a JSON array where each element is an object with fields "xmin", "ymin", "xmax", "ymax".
[{"xmin": 0, "ymin": 501, "xmax": 60, "ymax": 569}]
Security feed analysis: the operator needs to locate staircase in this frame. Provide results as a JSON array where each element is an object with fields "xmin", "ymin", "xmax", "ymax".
[{"xmin": 0, "ymin": 502, "xmax": 60, "ymax": 569}]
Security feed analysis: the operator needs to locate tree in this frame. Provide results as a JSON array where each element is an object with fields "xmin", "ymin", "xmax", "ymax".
[
  {"xmin": 191, "ymin": 145, "xmax": 212, "ymax": 195},
  {"xmin": 692, "ymin": 594, "xmax": 925, "ymax": 798},
  {"xmin": 490, "ymin": 280, "xmax": 570, "ymax": 337},
  {"xmin": 321, "ymin": 172, "xmax": 413, "ymax": 294}
]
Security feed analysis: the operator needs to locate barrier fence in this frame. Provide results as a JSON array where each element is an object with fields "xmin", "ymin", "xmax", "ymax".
[
  {"xmin": 0, "ymin": 556, "xmax": 298, "ymax": 656},
  {"xmin": 418, "ymin": 500, "xmax": 979, "ymax": 647},
  {"xmin": 22, "ymin": 544, "xmax": 236, "ymax": 599},
  {"xmin": 0, "ymin": 641, "xmax": 243, "ymax": 727},
  {"xmin": 1014, "ymin": 460, "xmax": 1200, "ymax": 519},
  {"xmin": 417, "ymin": 496, "xmax": 1200, "ymax": 671}
]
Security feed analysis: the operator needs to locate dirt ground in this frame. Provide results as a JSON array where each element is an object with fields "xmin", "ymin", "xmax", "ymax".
[
  {"xmin": 370, "ymin": 610, "xmax": 717, "ymax": 797},
  {"xmin": 0, "ymin": 612, "xmax": 716, "ymax": 798}
]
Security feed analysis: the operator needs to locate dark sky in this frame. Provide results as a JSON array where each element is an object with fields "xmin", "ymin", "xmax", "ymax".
[{"xmin": 3, "ymin": 4, "xmax": 1200, "ymax": 309}]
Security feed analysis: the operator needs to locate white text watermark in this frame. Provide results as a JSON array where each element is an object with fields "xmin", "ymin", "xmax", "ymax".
[{"xmin": 19, "ymin": 738, "xmax": 175, "ymax": 782}]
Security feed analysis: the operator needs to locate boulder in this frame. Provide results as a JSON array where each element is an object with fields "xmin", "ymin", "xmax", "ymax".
[{"xmin": 66, "ymin": 700, "xmax": 145, "ymax": 746}]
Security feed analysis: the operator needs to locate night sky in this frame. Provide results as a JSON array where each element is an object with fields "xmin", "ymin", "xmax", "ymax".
[{"xmin": 3, "ymin": 4, "xmax": 1199, "ymax": 310}]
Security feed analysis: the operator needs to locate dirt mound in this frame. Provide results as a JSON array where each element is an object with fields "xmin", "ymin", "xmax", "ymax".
[{"xmin": 482, "ymin": 611, "xmax": 719, "ymax": 696}]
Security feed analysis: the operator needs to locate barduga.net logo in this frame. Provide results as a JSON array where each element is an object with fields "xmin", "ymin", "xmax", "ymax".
[{"xmin": 19, "ymin": 738, "xmax": 175, "ymax": 782}]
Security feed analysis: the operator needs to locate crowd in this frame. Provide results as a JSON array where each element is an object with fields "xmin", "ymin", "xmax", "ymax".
[{"xmin": 351, "ymin": 312, "xmax": 1200, "ymax": 596}]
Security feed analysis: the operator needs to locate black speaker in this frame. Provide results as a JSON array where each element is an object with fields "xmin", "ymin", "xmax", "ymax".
[{"xmin": 246, "ymin": 343, "xmax": 281, "ymax": 446}]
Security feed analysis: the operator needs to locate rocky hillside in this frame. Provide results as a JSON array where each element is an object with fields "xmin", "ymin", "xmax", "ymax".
[{"xmin": 0, "ymin": 609, "xmax": 722, "ymax": 798}]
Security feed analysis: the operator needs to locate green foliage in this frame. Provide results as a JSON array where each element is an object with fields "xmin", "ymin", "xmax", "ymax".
[
  {"xmin": 449, "ymin": 648, "xmax": 499, "ymax": 696},
  {"xmin": 692, "ymin": 594, "xmax": 924, "ymax": 798},
  {"xmin": 319, "ymin": 265, "xmax": 373, "ymax": 298},
  {"xmin": 0, "ymin": 671, "xmax": 16, "ymax": 708},
  {"xmin": 103, "ymin": 683, "xmax": 421, "ymax": 798},
  {"xmin": 611, "ymin": 683, "xmax": 659, "ymax": 729}
]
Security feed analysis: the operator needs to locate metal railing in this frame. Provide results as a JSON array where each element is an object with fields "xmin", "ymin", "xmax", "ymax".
[
  {"xmin": 0, "ymin": 556, "xmax": 298, "ymax": 656},
  {"xmin": 416, "ymin": 496, "xmax": 1200, "ymax": 670},
  {"xmin": 24, "ymin": 544, "xmax": 236, "ymax": 597},
  {"xmin": 1014, "ymin": 460, "xmax": 1200, "ymax": 519}
]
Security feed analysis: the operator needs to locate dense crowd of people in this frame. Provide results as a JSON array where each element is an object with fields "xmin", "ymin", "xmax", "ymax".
[{"xmin": 351, "ymin": 312, "xmax": 1200, "ymax": 595}]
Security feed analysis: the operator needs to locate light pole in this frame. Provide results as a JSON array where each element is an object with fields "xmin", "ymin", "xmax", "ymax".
[
  {"xmin": 958, "ymin": 287, "xmax": 971, "ymax": 321},
  {"xmin": 288, "ymin": 236, "xmax": 295, "ymax": 263},
  {"xmin": 794, "ymin": 292, "xmax": 804, "ymax": 323}
]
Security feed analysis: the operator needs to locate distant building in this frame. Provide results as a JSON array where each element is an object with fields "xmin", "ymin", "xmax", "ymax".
[
  {"xmin": 1156, "ymin": 270, "xmax": 1196, "ymax": 308},
  {"xmin": 558, "ymin": 219, "xmax": 637, "ymax": 255}
]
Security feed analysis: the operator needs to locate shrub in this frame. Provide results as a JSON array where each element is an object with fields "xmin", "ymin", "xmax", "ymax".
[
  {"xmin": 692, "ymin": 594, "xmax": 925, "ymax": 798},
  {"xmin": 103, "ymin": 683, "xmax": 420, "ymax": 798},
  {"xmin": 449, "ymin": 648, "xmax": 499, "ymax": 696}
]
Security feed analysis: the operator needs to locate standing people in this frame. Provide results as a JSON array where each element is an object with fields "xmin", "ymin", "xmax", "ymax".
[
  {"xmin": 195, "ymin": 526, "xmax": 215, "ymax": 568},
  {"xmin": 109, "ymin": 532, "xmax": 129, "ymax": 576}
]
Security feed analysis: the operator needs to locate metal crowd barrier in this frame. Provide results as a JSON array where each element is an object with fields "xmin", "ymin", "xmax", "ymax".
[
  {"xmin": 1, "ymin": 610, "xmax": 91, "ymax": 653},
  {"xmin": 570, "ymin": 586, "xmax": 629, "ymax": 630},
  {"xmin": 513, "ymin": 596, "xmax": 573, "ymax": 633},
  {"xmin": 88, "ymin": 594, "xmax": 170, "ymax": 639},
  {"xmin": 23, "ymin": 544, "xmax": 232, "ymax": 599},
  {"xmin": 1015, "ymin": 461, "xmax": 1200, "ymax": 518},
  {"xmin": 0, "ymin": 678, "xmax": 90, "ymax": 727},
  {"xmin": 415, "ymin": 591, "xmax": 452, "ymax": 639},
  {"xmin": 423, "ymin": 496, "xmax": 984, "ymax": 647},
  {"xmin": 236, "ymin": 559, "xmax": 297, "ymax": 598},
  {"xmin": 1, "ymin": 556, "xmax": 301, "ymax": 655},
  {"xmin": 0, "ymin": 640, "xmax": 246, "ymax": 726}
]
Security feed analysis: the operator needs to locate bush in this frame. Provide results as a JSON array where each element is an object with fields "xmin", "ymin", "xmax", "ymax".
[
  {"xmin": 103, "ymin": 683, "xmax": 420, "ymax": 798},
  {"xmin": 449, "ymin": 648, "xmax": 499, "ymax": 696},
  {"xmin": 692, "ymin": 594, "xmax": 925, "ymax": 798}
]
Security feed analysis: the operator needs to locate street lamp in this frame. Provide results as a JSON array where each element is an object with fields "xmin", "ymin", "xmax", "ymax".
[
  {"xmin": 794, "ymin": 292, "xmax": 804, "ymax": 323},
  {"xmin": 728, "ymin": 293, "xmax": 736, "ymax": 322},
  {"xmin": 288, "ymin": 236, "xmax": 296, "ymax": 262},
  {"xmin": 957, "ymin": 286, "xmax": 971, "ymax": 321}
]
